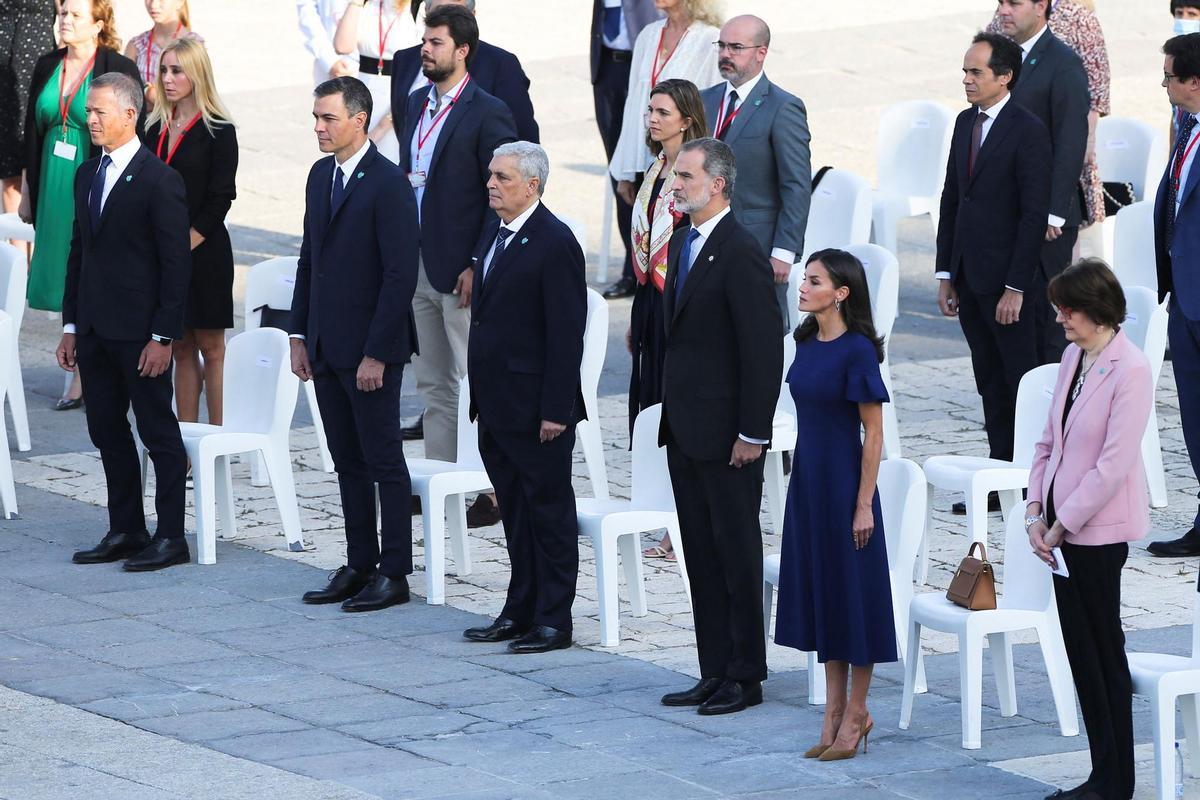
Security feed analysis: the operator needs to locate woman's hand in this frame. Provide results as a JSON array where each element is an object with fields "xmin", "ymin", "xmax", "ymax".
[
  {"xmin": 1027, "ymin": 519, "xmax": 1053, "ymax": 566},
  {"xmin": 616, "ymin": 180, "xmax": 636, "ymax": 206},
  {"xmin": 189, "ymin": 228, "xmax": 205, "ymax": 250},
  {"xmin": 851, "ymin": 505, "xmax": 874, "ymax": 551},
  {"xmin": 1042, "ymin": 522, "xmax": 1066, "ymax": 550}
]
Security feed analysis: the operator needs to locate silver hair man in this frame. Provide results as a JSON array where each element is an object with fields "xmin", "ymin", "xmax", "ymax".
[
  {"xmin": 679, "ymin": 137, "xmax": 736, "ymax": 199},
  {"xmin": 493, "ymin": 141, "xmax": 549, "ymax": 195},
  {"xmin": 89, "ymin": 71, "xmax": 144, "ymax": 113}
]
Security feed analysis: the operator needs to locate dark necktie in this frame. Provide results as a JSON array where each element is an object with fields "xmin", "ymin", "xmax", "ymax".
[
  {"xmin": 89, "ymin": 154, "xmax": 112, "ymax": 231},
  {"xmin": 1167, "ymin": 113, "xmax": 1198, "ymax": 247},
  {"xmin": 330, "ymin": 166, "xmax": 346, "ymax": 216},
  {"xmin": 486, "ymin": 226, "xmax": 513, "ymax": 280},
  {"xmin": 674, "ymin": 228, "xmax": 702, "ymax": 305},
  {"xmin": 967, "ymin": 110, "xmax": 986, "ymax": 176},
  {"xmin": 602, "ymin": 4, "xmax": 622, "ymax": 41},
  {"xmin": 717, "ymin": 91, "xmax": 739, "ymax": 140}
]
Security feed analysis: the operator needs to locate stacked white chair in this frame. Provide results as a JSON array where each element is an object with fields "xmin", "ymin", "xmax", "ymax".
[
  {"xmin": 243, "ymin": 256, "xmax": 334, "ymax": 474},
  {"xmin": 1111, "ymin": 200, "xmax": 1158, "ymax": 295},
  {"xmin": 763, "ymin": 333, "xmax": 796, "ymax": 536},
  {"xmin": 920, "ymin": 364, "xmax": 1060, "ymax": 583},
  {"xmin": 0, "ymin": 242, "xmax": 30, "ymax": 451},
  {"xmin": 1086, "ymin": 118, "xmax": 1168, "ymax": 265},
  {"xmin": 1120, "ymin": 287, "xmax": 1170, "ymax": 508},
  {"xmin": 870, "ymin": 101, "xmax": 955, "ymax": 256},
  {"xmin": 576, "ymin": 404, "xmax": 687, "ymax": 647},
  {"xmin": 846, "ymin": 242, "xmax": 902, "ymax": 459},
  {"xmin": 0, "ymin": 213, "xmax": 34, "ymax": 243},
  {"xmin": 0, "ymin": 311, "xmax": 16, "ymax": 518},
  {"xmin": 576, "ymin": 288, "xmax": 609, "ymax": 499},
  {"xmin": 1129, "ymin": 591, "xmax": 1200, "ymax": 800},
  {"xmin": 899, "ymin": 503, "xmax": 1079, "ymax": 750}
]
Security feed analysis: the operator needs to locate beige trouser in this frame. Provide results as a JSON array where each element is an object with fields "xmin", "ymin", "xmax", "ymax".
[{"xmin": 412, "ymin": 259, "xmax": 470, "ymax": 462}]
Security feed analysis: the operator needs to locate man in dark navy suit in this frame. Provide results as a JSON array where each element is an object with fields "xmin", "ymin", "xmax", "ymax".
[
  {"xmin": 392, "ymin": 0, "xmax": 538, "ymax": 143},
  {"xmin": 289, "ymin": 77, "xmax": 421, "ymax": 612},
  {"xmin": 398, "ymin": 4, "xmax": 516, "ymax": 466},
  {"xmin": 461, "ymin": 141, "xmax": 587, "ymax": 653},
  {"xmin": 936, "ymin": 33, "xmax": 1051, "ymax": 468},
  {"xmin": 59, "ymin": 72, "xmax": 192, "ymax": 572}
]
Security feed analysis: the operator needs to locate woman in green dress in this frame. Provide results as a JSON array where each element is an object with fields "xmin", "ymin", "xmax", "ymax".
[{"xmin": 19, "ymin": 0, "xmax": 140, "ymax": 408}]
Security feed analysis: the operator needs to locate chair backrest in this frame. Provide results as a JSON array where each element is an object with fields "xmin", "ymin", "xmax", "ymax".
[
  {"xmin": 1112, "ymin": 201, "xmax": 1157, "ymax": 294},
  {"xmin": 454, "ymin": 375, "xmax": 486, "ymax": 471},
  {"xmin": 844, "ymin": 243, "xmax": 899, "ymax": 340},
  {"xmin": 998, "ymin": 499, "xmax": 1055, "ymax": 612},
  {"xmin": 1121, "ymin": 286, "xmax": 1168, "ymax": 385},
  {"xmin": 629, "ymin": 404, "xmax": 674, "ymax": 511},
  {"xmin": 879, "ymin": 458, "xmax": 926, "ymax": 633},
  {"xmin": 1192, "ymin": 593, "xmax": 1200, "ymax": 661},
  {"xmin": 558, "ymin": 215, "xmax": 588, "ymax": 254},
  {"xmin": 0, "ymin": 213, "xmax": 35, "ymax": 243},
  {"xmin": 0, "ymin": 312, "xmax": 10, "ymax": 405},
  {"xmin": 221, "ymin": 328, "xmax": 299, "ymax": 436},
  {"xmin": 243, "ymin": 257, "xmax": 301, "ymax": 330},
  {"xmin": 803, "ymin": 169, "xmax": 873, "ymax": 262},
  {"xmin": 875, "ymin": 100, "xmax": 956, "ymax": 199},
  {"xmin": 1095, "ymin": 117, "xmax": 1167, "ymax": 201},
  {"xmin": 0, "ymin": 242, "xmax": 27, "ymax": 332},
  {"xmin": 1012, "ymin": 364, "xmax": 1061, "ymax": 468},
  {"xmin": 775, "ymin": 332, "xmax": 797, "ymax": 421},
  {"xmin": 581, "ymin": 288, "xmax": 608, "ymax": 419}
]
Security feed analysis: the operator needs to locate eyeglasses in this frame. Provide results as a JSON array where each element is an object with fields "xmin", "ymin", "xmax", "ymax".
[
  {"xmin": 1054, "ymin": 305, "xmax": 1075, "ymax": 318},
  {"xmin": 713, "ymin": 41, "xmax": 763, "ymax": 54},
  {"xmin": 1165, "ymin": 72, "xmax": 1181, "ymax": 82}
]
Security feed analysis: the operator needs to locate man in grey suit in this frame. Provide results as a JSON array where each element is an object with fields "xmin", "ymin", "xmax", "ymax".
[{"xmin": 701, "ymin": 14, "xmax": 812, "ymax": 328}]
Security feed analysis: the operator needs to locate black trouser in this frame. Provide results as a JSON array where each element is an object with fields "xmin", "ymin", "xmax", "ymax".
[
  {"xmin": 666, "ymin": 441, "xmax": 767, "ymax": 682},
  {"xmin": 76, "ymin": 332, "xmax": 186, "ymax": 539},
  {"xmin": 955, "ymin": 276, "xmax": 1039, "ymax": 462},
  {"xmin": 1053, "ymin": 542, "xmax": 1134, "ymax": 800},
  {"xmin": 1032, "ymin": 226, "xmax": 1080, "ymax": 365},
  {"xmin": 478, "ymin": 423, "xmax": 579, "ymax": 632},
  {"xmin": 592, "ymin": 46, "xmax": 634, "ymax": 282},
  {"xmin": 312, "ymin": 357, "xmax": 412, "ymax": 578}
]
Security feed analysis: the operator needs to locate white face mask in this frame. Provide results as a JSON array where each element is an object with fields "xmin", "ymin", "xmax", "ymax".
[{"xmin": 1175, "ymin": 19, "xmax": 1200, "ymax": 36}]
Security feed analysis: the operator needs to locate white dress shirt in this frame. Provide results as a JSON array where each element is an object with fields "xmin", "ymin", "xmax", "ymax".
[
  {"xmin": 1018, "ymin": 23, "xmax": 1066, "ymax": 229},
  {"xmin": 481, "ymin": 200, "xmax": 540, "ymax": 279},
  {"xmin": 409, "ymin": 72, "xmax": 469, "ymax": 222},
  {"xmin": 601, "ymin": 0, "xmax": 632, "ymax": 51}
]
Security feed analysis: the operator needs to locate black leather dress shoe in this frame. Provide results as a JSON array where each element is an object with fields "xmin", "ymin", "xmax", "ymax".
[
  {"xmin": 697, "ymin": 679, "xmax": 763, "ymax": 716},
  {"xmin": 1044, "ymin": 782, "xmax": 1093, "ymax": 800},
  {"xmin": 602, "ymin": 276, "xmax": 636, "ymax": 299},
  {"xmin": 341, "ymin": 573, "xmax": 410, "ymax": 612},
  {"xmin": 507, "ymin": 625, "xmax": 571, "ymax": 653},
  {"xmin": 72, "ymin": 531, "xmax": 151, "ymax": 564},
  {"xmin": 1147, "ymin": 527, "xmax": 1200, "ymax": 557},
  {"xmin": 661, "ymin": 677, "xmax": 724, "ymax": 707},
  {"xmin": 302, "ymin": 565, "xmax": 374, "ymax": 604},
  {"xmin": 951, "ymin": 493, "xmax": 1001, "ymax": 515},
  {"xmin": 401, "ymin": 414, "xmax": 424, "ymax": 441},
  {"xmin": 122, "ymin": 537, "xmax": 190, "ymax": 571},
  {"xmin": 464, "ymin": 617, "xmax": 529, "ymax": 642},
  {"xmin": 466, "ymin": 494, "xmax": 502, "ymax": 528}
]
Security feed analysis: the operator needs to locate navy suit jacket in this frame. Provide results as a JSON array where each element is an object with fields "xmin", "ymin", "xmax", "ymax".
[
  {"xmin": 1155, "ymin": 143, "xmax": 1200, "ymax": 320},
  {"xmin": 289, "ymin": 142, "xmax": 420, "ymax": 370},
  {"xmin": 467, "ymin": 202, "xmax": 587, "ymax": 434},
  {"xmin": 398, "ymin": 79, "xmax": 517, "ymax": 293},
  {"xmin": 390, "ymin": 41, "xmax": 538, "ymax": 143},
  {"xmin": 936, "ymin": 99, "xmax": 1052, "ymax": 295},
  {"xmin": 63, "ymin": 145, "xmax": 191, "ymax": 341}
]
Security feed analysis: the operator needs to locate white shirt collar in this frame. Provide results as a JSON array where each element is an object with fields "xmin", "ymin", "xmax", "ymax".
[
  {"xmin": 692, "ymin": 204, "xmax": 731, "ymax": 240},
  {"xmin": 499, "ymin": 199, "xmax": 540, "ymax": 236},
  {"xmin": 427, "ymin": 72, "xmax": 469, "ymax": 112},
  {"xmin": 977, "ymin": 91, "xmax": 1011, "ymax": 122},
  {"xmin": 1020, "ymin": 23, "xmax": 1049, "ymax": 61},
  {"xmin": 724, "ymin": 70, "xmax": 764, "ymax": 105},
  {"xmin": 102, "ymin": 134, "xmax": 142, "ymax": 174},
  {"xmin": 334, "ymin": 137, "xmax": 372, "ymax": 183}
]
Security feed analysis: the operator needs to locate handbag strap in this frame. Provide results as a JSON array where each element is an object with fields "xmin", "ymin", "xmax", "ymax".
[{"xmin": 966, "ymin": 541, "xmax": 989, "ymax": 562}]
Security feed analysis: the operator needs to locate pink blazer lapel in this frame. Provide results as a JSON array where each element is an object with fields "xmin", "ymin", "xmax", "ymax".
[{"xmin": 1063, "ymin": 333, "xmax": 1126, "ymax": 438}]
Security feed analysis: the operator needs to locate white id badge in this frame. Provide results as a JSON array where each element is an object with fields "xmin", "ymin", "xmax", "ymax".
[
  {"xmin": 53, "ymin": 140, "xmax": 78, "ymax": 160},
  {"xmin": 408, "ymin": 171, "xmax": 427, "ymax": 189}
]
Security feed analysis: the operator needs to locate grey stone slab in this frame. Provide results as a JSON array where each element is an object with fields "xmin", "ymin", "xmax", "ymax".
[
  {"xmin": 658, "ymin": 752, "xmax": 835, "ymax": 795},
  {"xmin": 136, "ymin": 602, "xmax": 312, "ymax": 635},
  {"xmin": 203, "ymin": 673, "xmax": 378, "ymax": 706},
  {"xmin": 463, "ymin": 646, "xmax": 629, "ymax": 675},
  {"xmin": 519, "ymin": 660, "xmax": 682, "ymax": 697},
  {"xmin": 135, "ymin": 707, "xmax": 312, "ymax": 741},
  {"xmin": 87, "ymin": 584, "xmax": 243, "ymax": 614},
  {"xmin": 18, "ymin": 617, "xmax": 172, "ymax": 649},
  {"xmin": 265, "ymin": 691, "xmax": 438, "ymax": 727},
  {"xmin": 544, "ymin": 770, "xmax": 721, "ymax": 800},
  {"xmin": 83, "ymin": 634, "xmax": 244, "ymax": 669},
  {"xmin": 208, "ymin": 728, "xmax": 366, "ymax": 761},
  {"xmin": 338, "ymin": 656, "xmax": 503, "ymax": 691},
  {"xmin": 881, "ymin": 765, "xmax": 1053, "ymax": 798},
  {"xmin": 336, "ymin": 766, "xmax": 521, "ymax": 800},
  {"xmin": 142, "ymin": 655, "xmax": 299, "ymax": 686},
  {"xmin": 0, "ymin": 649, "xmax": 98, "ymax": 683},
  {"xmin": 0, "ymin": 588, "xmax": 115, "ymax": 631},
  {"xmin": 464, "ymin": 695, "xmax": 634, "ymax": 725},
  {"xmin": 532, "ymin": 713, "xmax": 714, "ymax": 752},
  {"xmin": 79, "ymin": 690, "xmax": 251, "ymax": 722},
  {"xmin": 741, "ymin": 787, "xmax": 907, "ymax": 800},
  {"xmin": 389, "ymin": 673, "xmax": 563, "ymax": 708},
  {"xmin": 266, "ymin": 743, "xmax": 439, "ymax": 780},
  {"xmin": 338, "ymin": 711, "xmax": 506, "ymax": 742},
  {"xmin": 922, "ymin": 723, "xmax": 1085, "ymax": 763},
  {"xmin": 203, "ymin": 620, "xmax": 377, "ymax": 653},
  {"xmin": 5, "ymin": 668, "xmax": 180, "ymax": 705},
  {"xmin": 270, "ymin": 639, "xmax": 431, "ymax": 672}
]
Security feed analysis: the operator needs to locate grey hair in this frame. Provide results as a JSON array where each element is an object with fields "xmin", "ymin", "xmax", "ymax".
[
  {"xmin": 680, "ymin": 137, "xmax": 736, "ymax": 199},
  {"xmin": 89, "ymin": 72, "xmax": 143, "ymax": 114},
  {"xmin": 493, "ymin": 141, "xmax": 549, "ymax": 195}
]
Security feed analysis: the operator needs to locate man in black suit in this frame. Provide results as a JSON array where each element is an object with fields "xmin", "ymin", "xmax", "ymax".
[
  {"xmin": 392, "ymin": 0, "xmax": 538, "ymax": 143},
  {"xmin": 289, "ymin": 77, "xmax": 420, "ymax": 612},
  {"xmin": 461, "ymin": 142, "xmax": 587, "ymax": 653},
  {"xmin": 658, "ymin": 138, "xmax": 782, "ymax": 715},
  {"xmin": 591, "ymin": 0, "xmax": 662, "ymax": 300},
  {"xmin": 997, "ymin": 0, "xmax": 1090, "ymax": 364},
  {"xmin": 58, "ymin": 72, "xmax": 192, "ymax": 571},
  {"xmin": 936, "ymin": 33, "xmax": 1052, "ymax": 467},
  {"xmin": 398, "ymin": 4, "xmax": 516, "ymax": 465}
]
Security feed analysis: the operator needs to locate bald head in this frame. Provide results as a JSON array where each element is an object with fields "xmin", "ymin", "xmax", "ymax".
[{"xmin": 717, "ymin": 15, "xmax": 770, "ymax": 86}]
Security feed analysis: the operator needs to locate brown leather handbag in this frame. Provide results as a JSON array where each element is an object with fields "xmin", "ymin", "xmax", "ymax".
[{"xmin": 946, "ymin": 542, "xmax": 997, "ymax": 610}]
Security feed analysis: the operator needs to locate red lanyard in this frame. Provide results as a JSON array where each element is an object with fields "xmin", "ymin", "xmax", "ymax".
[
  {"xmin": 717, "ymin": 91, "xmax": 742, "ymax": 137},
  {"xmin": 650, "ymin": 26, "xmax": 686, "ymax": 88},
  {"xmin": 146, "ymin": 22, "xmax": 183, "ymax": 85},
  {"xmin": 59, "ymin": 53, "xmax": 96, "ymax": 137},
  {"xmin": 1174, "ymin": 124, "xmax": 1200, "ymax": 193},
  {"xmin": 377, "ymin": 2, "xmax": 400, "ymax": 75},
  {"xmin": 156, "ymin": 111, "xmax": 202, "ymax": 165},
  {"xmin": 416, "ymin": 75, "xmax": 470, "ymax": 159}
]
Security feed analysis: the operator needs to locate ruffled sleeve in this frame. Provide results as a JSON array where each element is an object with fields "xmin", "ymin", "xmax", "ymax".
[{"xmin": 844, "ymin": 336, "xmax": 890, "ymax": 404}]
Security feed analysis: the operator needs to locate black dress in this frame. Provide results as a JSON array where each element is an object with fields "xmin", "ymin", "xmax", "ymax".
[
  {"xmin": 0, "ymin": 1, "xmax": 54, "ymax": 179},
  {"xmin": 144, "ymin": 118, "xmax": 238, "ymax": 330}
]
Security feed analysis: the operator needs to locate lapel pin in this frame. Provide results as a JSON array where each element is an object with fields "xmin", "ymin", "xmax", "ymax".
[
  {"xmin": 754, "ymin": 99, "xmax": 763, "ymax": 107},
  {"xmin": 356, "ymin": 171, "xmax": 364, "ymax": 179},
  {"xmin": 707, "ymin": 255, "xmax": 714, "ymax": 261},
  {"xmin": 521, "ymin": 237, "xmax": 528, "ymax": 244},
  {"xmin": 1029, "ymin": 58, "xmax": 1038, "ymax": 66},
  {"xmin": 1098, "ymin": 367, "xmax": 1106, "ymax": 375},
  {"xmin": 124, "ymin": 175, "xmax": 132, "ymax": 182}
]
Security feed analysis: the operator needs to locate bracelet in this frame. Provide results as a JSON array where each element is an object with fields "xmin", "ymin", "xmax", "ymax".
[{"xmin": 1024, "ymin": 514, "xmax": 1045, "ymax": 532}]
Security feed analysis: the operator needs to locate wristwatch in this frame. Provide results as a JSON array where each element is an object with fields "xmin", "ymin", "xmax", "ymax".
[
  {"xmin": 151, "ymin": 334, "xmax": 173, "ymax": 345},
  {"xmin": 1024, "ymin": 514, "xmax": 1044, "ymax": 532}
]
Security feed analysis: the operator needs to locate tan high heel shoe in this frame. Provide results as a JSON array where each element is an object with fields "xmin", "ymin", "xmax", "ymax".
[
  {"xmin": 817, "ymin": 720, "xmax": 873, "ymax": 761},
  {"xmin": 805, "ymin": 714, "xmax": 843, "ymax": 758}
]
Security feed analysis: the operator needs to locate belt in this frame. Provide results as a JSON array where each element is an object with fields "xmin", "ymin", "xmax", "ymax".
[
  {"xmin": 359, "ymin": 56, "xmax": 393, "ymax": 76},
  {"xmin": 602, "ymin": 46, "xmax": 632, "ymax": 63}
]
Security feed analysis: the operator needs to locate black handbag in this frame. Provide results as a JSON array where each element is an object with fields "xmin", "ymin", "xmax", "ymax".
[
  {"xmin": 1101, "ymin": 181, "xmax": 1136, "ymax": 217},
  {"xmin": 253, "ymin": 305, "xmax": 291, "ymax": 331}
]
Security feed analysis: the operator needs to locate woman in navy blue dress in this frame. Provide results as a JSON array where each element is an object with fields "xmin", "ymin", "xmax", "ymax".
[{"xmin": 774, "ymin": 249, "xmax": 896, "ymax": 761}]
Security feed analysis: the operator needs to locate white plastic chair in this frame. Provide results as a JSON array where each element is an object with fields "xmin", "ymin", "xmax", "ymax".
[
  {"xmin": 1129, "ymin": 593, "xmax": 1200, "ymax": 800},
  {"xmin": 0, "ymin": 213, "xmax": 34, "ymax": 243},
  {"xmin": 559, "ymin": 215, "xmax": 588, "ymax": 254},
  {"xmin": 846, "ymin": 242, "xmax": 901, "ymax": 459},
  {"xmin": 0, "ymin": 311, "xmax": 16, "ymax": 518},
  {"xmin": 1087, "ymin": 119, "xmax": 1168, "ymax": 266},
  {"xmin": 405, "ymin": 375, "xmax": 492, "ymax": 605},
  {"xmin": 920, "ymin": 364, "xmax": 1060, "ymax": 584},
  {"xmin": 1120, "ymin": 287, "xmax": 1170, "ymax": 509},
  {"xmin": 801, "ymin": 169, "xmax": 873, "ymax": 269},
  {"xmin": 870, "ymin": 101, "xmax": 955, "ymax": 256},
  {"xmin": 1111, "ymin": 201, "xmax": 1158, "ymax": 295},
  {"xmin": 899, "ymin": 504, "xmax": 1079, "ymax": 750},
  {"xmin": 576, "ymin": 404, "xmax": 688, "ymax": 647},
  {"xmin": 576, "ymin": 288, "xmax": 610, "ymax": 499},
  {"xmin": 243, "ymin": 256, "xmax": 334, "ymax": 475},
  {"xmin": 763, "ymin": 334, "xmax": 797, "ymax": 536},
  {"xmin": 0, "ymin": 242, "xmax": 30, "ymax": 451}
]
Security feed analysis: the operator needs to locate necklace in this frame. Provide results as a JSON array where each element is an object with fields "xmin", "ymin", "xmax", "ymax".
[{"xmin": 1069, "ymin": 331, "xmax": 1116, "ymax": 401}]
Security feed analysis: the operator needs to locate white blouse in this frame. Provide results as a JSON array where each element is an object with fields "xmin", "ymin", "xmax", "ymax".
[{"xmin": 609, "ymin": 19, "xmax": 721, "ymax": 182}]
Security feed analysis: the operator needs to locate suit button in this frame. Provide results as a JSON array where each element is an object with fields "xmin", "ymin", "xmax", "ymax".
[{"xmin": 472, "ymin": 320, "xmax": 480, "ymax": 327}]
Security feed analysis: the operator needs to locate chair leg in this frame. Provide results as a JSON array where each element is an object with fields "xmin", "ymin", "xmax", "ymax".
[
  {"xmin": 577, "ymin": 418, "xmax": 609, "ymax": 500},
  {"xmin": 594, "ymin": 531, "xmax": 621, "ymax": 647},
  {"xmin": 264, "ymin": 443, "xmax": 304, "ymax": 552},
  {"xmin": 0, "ymin": 428, "xmax": 15, "ymax": 519},
  {"xmin": 616, "ymin": 531, "xmax": 647, "ymax": 617},
  {"xmin": 139, "ymin": 441, "xmax": 150, "ymax": 497},
  {"xmin": 960, "ymin": 633, "xmax": 984, "ymax": 749},
  {"xmin": 807, "ymin": 652, "xmax": 826, "ymax": 705},
  {"xmin": 919, "ymin": 483, "xmax": 934, "ymax": 586},
  {"xmin": 997, "ymin": 489, "xmax": 1021, "ymax": 522},
  {"xmin": 1182, "ymin": 692, "xmax": 1200, "ymax": 778},
  {"xmin": 303, "ymin": 379, "xmax": 334, "ymax": 473},
  {"xmin": 762, "ymin": 580, "xmax": 775, "ymax": 647},
  {"xmin": 422, "ymin": 496, "xmax": 445, "ymax": 605},
  {"xmin": 900, "ymin": 619, "xmax": 922, "ymax": 729},
  {"xmin": 987, "ymin": 632, "xmax": 1018, "ymax": 717},
  {"xmin": 250, "ymin": 451, "xmax": 268, "ymax": 487},
  {"xmin": 193, "ymin": 454, "xmax": 217, "ymax": 565},
  {"xmin": 8, "ymin": 355, "xmax": 30, "ymax": 452},
  {"xmin": 968, "ymin": 482, "xmax": 990, "ymax": 550},
  {"xmin": 880, "ymin": 360, "xmax": 901, "ymax": 460},
  {"xmin": 1037, "ymin": 617, "xmax": 1080, "ymax": 737},
  {"xmin": 1152, "ymin": 689, "xmax": 1178, "ymax": 800},
  {"xmin": 763, "ymin": 451, "xmax": 786, "ymax": 535},
  {"xmin": 870, "ymin": 199, "xmax": 899, "ymax": 256},
  {"xmin": 667, "ymin": 518, "xmax": 691, "ymax": 608},
  {"xmin": 445, "ymin": 493, "xmax": 471, "ymax": 576},
  {"xmin": 215, "ymin": 455, "xmax": 236, "ymax": 540},
  {"xmin": 1143, "ymin": 412, "xmax": 1169, "ymax": 509}
]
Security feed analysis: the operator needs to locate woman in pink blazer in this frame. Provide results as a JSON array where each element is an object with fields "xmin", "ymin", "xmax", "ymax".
[{"xmin": 1026, "ymin": 259, "xmax": 1153, "ymax": 800}]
